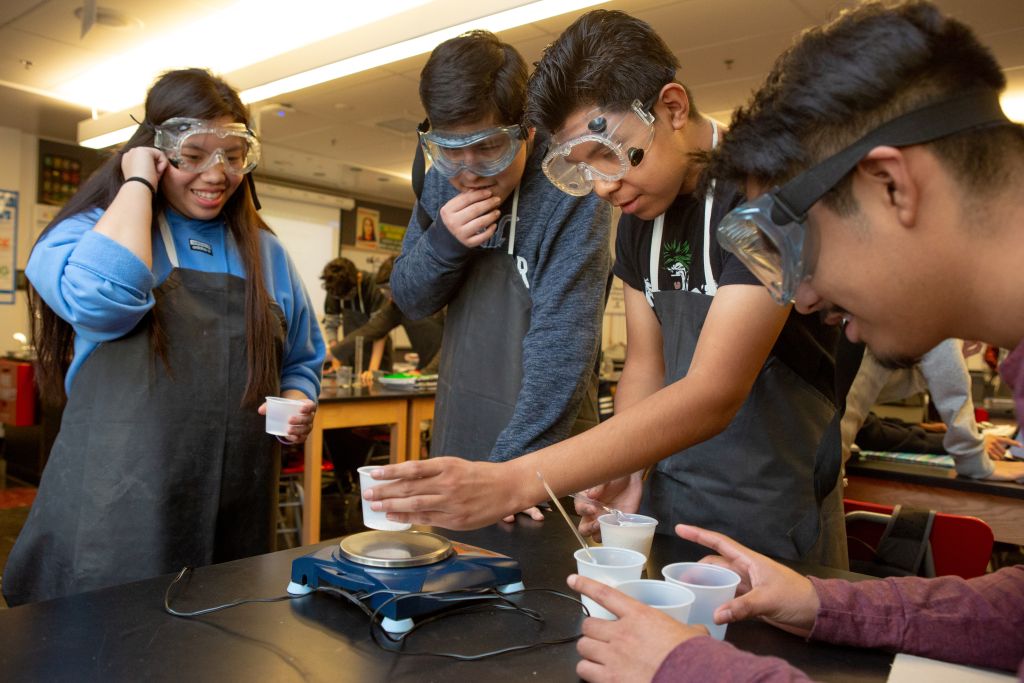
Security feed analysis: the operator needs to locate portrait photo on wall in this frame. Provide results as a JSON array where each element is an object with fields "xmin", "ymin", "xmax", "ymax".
[{"xmin": 355, "ymin": 206, "xmax": 380, "ymax": 249}]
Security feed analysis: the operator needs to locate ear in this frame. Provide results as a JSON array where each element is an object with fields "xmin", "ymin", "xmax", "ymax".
[
  {"xmin": 657, "ymin": 83, "xmax": 691, "ymax": 131},
  {"xmin": 855, "ymin": 146, "xmax": 919, "ymax": 228}
]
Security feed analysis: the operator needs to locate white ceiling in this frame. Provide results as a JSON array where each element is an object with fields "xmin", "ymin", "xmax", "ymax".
[{"xmin": 2, "ymin": 0, "xmax": 1022, "ymax": 207}]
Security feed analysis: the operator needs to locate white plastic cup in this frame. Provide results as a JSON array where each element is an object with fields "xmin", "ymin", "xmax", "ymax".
[
  {"xmin": 662, "ymin": 562, "xmax": 741, "ymax": 640},
  {"xmin": 265, "ymin": 396, "xmax": 305, "ymax": 436},
  {"xmin": 598, "ymin": 513, "xmax": 658, "ymax": 559},
  {"xmin": 574, "ymin": 546, "xmax": 646, "ymax": 619},
  {"xmin": 357, "ymin": 466, "xmax": 411, "ymax": 531},
  {"xmin": 614, "ymin": 579, "xmax": 695, "ymax": 624}
]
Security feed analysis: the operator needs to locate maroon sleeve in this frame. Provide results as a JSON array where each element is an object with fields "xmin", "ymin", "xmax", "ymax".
[
  {"xmin": 810, "ymin": 565, "xmax": 1024, "ymax": 672},
  {"xmin": 653, "ymin": 637, "xmax": 812, "ymax": 682}
]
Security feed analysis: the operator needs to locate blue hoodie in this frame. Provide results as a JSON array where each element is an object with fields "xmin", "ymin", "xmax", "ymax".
[{"xmin": 27, "ymin": 207, "xmax": 324, "ymax": 400}]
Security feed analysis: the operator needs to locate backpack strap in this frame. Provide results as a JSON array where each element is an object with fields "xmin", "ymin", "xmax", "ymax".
[{"xmin": 874, "ymin": 504, "xmax": 936, "ymax": 576}]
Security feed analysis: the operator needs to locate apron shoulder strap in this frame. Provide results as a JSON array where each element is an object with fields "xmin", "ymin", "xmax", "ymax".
[{"xmin": 157, "ymin": 213, "xmax": 180, "ymax": 269}]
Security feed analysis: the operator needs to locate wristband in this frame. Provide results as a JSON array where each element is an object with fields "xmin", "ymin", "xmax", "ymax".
[{"xmin": 124, "ymin": 176, "xmax": 156, "ymax": 195}]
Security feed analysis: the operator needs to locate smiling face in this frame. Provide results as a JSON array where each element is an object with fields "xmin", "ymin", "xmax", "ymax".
[
  {"xmin": 789, "ymin": 147, "xmax": 972, "ymax": 365},
  {"xmin": 159, "ymin": 116, "xmax": 246, "ymax": 220}
]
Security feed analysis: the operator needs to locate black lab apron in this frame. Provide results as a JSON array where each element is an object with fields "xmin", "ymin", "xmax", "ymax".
[
  {"xmin": 431, "ymin": 187, "xmax": 599, "ymax": 460},
  {"xmin": 3, "ymin": 216, "xmax": 284, "ymax": 605},
  {"xmin": 638, "ymin": 131, "xmax": 846, "ymax": 565}
]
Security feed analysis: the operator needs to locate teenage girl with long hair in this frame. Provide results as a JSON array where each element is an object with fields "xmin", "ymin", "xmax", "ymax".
[{"xmin": 3, "ymin": 68, "xmax": 325, "ymax": 606}]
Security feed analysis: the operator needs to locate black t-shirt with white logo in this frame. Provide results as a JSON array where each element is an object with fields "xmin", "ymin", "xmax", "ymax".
[{"xmin": 613, "ymin": 181, "xmax": 841, "ymax": 404}]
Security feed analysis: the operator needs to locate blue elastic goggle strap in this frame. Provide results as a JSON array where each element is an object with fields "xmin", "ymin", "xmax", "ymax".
[{"xmin": 771, "ymin": 89, "xmax": 1011, "ymax": 225}]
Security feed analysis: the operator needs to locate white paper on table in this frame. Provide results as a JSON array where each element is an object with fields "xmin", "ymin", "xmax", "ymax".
[{"xmin": 887, "ymin": 654, "xmax": 1016, "ymax": 683}]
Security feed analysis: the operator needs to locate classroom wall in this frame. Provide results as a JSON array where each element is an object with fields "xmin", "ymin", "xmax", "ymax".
[{"xmin": 0, "ymin": 126, "xmax": 43, "ymax": 356}]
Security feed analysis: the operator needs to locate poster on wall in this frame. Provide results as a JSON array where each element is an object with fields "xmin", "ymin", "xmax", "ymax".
[
  {"xmin": 0, "ymin": 190, "xmax": 19, "ymax": 304},
  {"xmin": 355, "ymin": 206, "xmax": 380, "ymax": 249},
  {"xmin": 378, "ymin": 222, "xmax": 406, "ymax": 252}
]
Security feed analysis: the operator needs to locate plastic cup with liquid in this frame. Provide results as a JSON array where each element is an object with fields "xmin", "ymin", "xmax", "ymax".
[
  {"xmin": 357, "ymin": 466, "xmax": 411, "ymax": 531},
  {"xmin": 598, "ymin": 513, "xmax": 658, "ymax": 558},
  {"xmin": 614, "ymin": 579, "xmax": 695, "ymax": 624},
  {"xmin": 662, "ymin": 562, "xmax": 741, "ymax": 639},
  {"xmin": 265, "ymin": 396, "xmax": 305, "ymax": 436},
  {"xmin": 574, "ymin": 546, "xmax": 646, "ymax": 619}
]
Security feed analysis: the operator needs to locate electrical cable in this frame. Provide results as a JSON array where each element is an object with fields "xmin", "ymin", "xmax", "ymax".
[{"xmin": 162, "ymin": 568, "xmax": 587, "ymax": 660}]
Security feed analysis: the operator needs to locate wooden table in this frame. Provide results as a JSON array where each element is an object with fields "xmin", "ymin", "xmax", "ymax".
[
  {"xmin": 846, "ymin": 457, "xmax": 1024, "ymax": 545},
  {"xmin": 0, "ymin": 517, "xmax": 893, "ymax": 682},
  {"xmin": 302, "ymin": 384, "xmax": 435, "ymax": 544}
]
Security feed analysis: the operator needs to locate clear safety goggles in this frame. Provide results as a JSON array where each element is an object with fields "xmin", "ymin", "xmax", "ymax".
[
  {"xmin": 717, "ymin": 89, "xmax": 1011, "ymax": 305},
  {"xmin": 418, "ymin": 124, "xmax": 526, "ymax": 178},
  {"xmin": 153, "ymin": 117, "xmax": 261, "ymax": 175},
  {"xmin": 542, "ymin": 100, "xmax": 656, "ymax": 196}
]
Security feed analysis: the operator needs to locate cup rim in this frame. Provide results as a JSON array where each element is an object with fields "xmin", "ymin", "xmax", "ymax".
[
  {"xmin": 574, "ymin": 546, "xmax": 646, "ymax": 568},
  {"xmin": 265, "ymin": 395, "xmax": 306, "ymax": 405},
  {"xmin": 615, "ymin": 579, "xmax": 695, "ymax": 608},
  {"xmin": 661, "ymin": 562, "xmax": 741, "ymax": 589},
  {"xmin": 597, "ymin": 513, "xmax": 657, "ymax": 527}
]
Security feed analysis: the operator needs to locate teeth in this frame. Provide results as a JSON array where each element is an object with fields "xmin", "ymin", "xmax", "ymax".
[{"xmin": 192, "ymin": 190, "xmax": 221, "ymax": 200}]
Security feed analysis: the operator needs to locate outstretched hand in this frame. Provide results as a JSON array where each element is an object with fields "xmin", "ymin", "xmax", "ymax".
[
  {"xmin": 674, "ymin": 524, "xmax": 819, "ymax": 636},
  {"xmin": 362, "ymin": 456, "xmax": 525, "ymax": 529}
]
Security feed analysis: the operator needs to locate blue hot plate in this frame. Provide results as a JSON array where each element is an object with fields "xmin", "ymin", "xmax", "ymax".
[{"xmin": 287, "ymin": 530, "xmax": 524, "ymax": 633}]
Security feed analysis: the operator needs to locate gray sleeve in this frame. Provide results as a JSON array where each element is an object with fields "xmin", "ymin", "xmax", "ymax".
[
  {"xmin": 391, "ymin": 172, "xmax": 475, "ymax": 320},
  {"xmin": 841, "ymin": 351, "xmax": 893, "ymax": 462},
  {"xmin": 324, "ymin": 313, "xmax": 341, "ymax": 343},
  {"xmin": 490, "ymin": 193, "xmax": 612, "ymax": 460},
  {"xmin": 919, "ymin": 339, "xmax": 994, "ymax": 478}
]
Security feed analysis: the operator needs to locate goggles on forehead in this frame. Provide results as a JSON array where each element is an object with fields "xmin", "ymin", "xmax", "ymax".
[
  {"xmin": 542, "ymin": 99, "xmax": 656, "ymax": 196},
  {"xmin": 418, "ymin": 124, "xmax": 527, "ymax": 178},
  {"xmin": 716, "ymin": 89, "xmax": 1011, "ymax": 305},
  {"xmin": 153, "ymin": 117, "xmax": 261, "ymax": 175}
]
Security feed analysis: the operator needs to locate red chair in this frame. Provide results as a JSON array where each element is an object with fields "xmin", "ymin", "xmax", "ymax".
[{"xmin": 844, "ymin": 498, "xmax": 994, "ymax": 579}]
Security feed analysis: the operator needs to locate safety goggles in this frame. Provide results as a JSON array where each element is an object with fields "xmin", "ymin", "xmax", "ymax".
[
  {"xmin": 716, "ymin": 89, "xmax": 1011, "ymax": 304},
  {"xmin": 542, "ymin": 100, "xmax": 656, "ymax": 196},
  {"xmin": 153, "ymin": 117, "xmax": 261, "ymax": 175},
  {"xmin": 418, "ymin": 124, "xmax": 526, "ymax": 178}
]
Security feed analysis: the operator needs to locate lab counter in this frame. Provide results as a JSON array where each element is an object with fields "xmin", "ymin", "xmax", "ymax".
[{"xmin": 0, "ymin": 515, "xmax": 891, "ymax": 682}]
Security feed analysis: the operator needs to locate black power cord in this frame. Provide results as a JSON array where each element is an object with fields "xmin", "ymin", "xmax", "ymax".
[{"xmin": 163, "ymin": 567, "xmax": 588, "ymax": 660}]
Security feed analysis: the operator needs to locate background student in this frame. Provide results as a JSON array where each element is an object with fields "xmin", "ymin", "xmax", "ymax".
[
  {"xmin": 3, "ymin": 68, "xmax": 324, "ymax": 606},
  {"xmin": 331, "ymin": 255, "xmax": 444, "ymax": 384},
  {"xmin": 320, "ymin": 256, "xmax": 390, "ymax": 372}
]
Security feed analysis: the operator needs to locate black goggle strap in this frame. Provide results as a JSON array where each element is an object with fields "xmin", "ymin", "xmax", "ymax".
[
  {"xmin": 771, "ymin": 89, "xmax": 1010, "ymax": 225},
  {"xmin": 412, "ymin": 118, "xmax": 433, "ymax": 229}
]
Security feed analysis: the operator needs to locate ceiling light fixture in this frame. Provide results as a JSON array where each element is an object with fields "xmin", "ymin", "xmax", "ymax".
[
  {"xmin": 68, "ymin": 0, "xmax": 427, "ymax": 113},
  {"xmin": 1001, "ymin": 92, "xmax": 1024, "ymax": 123},
  {"xmin": 79, "ymin": 0, "xmax": 607, "ymax": 148}
]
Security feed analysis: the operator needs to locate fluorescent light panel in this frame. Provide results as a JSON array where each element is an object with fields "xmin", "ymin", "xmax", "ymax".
[
  {"xmin": 80, "ymin": 0, "xmax": 606, "ymax": 148},
  {"xmin": 62, "ymin": 1, "xmax": 427, "ymax": 113},
  {"xmin": 1002, "ymin": 93, "xmax": 1024, "ymax": 123},
  {"xmin": 240, "ymin": 0, "xmax": 607, "ymax": 103}
]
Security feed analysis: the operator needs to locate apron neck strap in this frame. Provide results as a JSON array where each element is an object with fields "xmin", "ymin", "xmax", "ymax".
[
  {"xmin": 506, "ymin": 185, "xmax": 521, "ymax": 255},
  {"xmin": 157, "ymin": 213, "xmax": 180, "ymax": 269},
  {"xmin": 650, "ymin": 117, "xmax": 720, "ymax": 298}
]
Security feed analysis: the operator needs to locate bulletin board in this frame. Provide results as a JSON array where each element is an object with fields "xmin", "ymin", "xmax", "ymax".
[{"xmin": 0, "ymin": 190, "xmax": 18, "ymax": 305}]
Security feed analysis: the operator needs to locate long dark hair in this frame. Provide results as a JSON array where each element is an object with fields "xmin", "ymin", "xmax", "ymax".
[{"xmin": 30, "ymin": 67, "xmax": 280, "ymax": 407}]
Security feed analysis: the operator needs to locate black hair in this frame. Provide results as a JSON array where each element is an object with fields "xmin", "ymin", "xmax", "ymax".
[
  {"xmin": 320, "ymin": 257, "xmax": 359, "ymax": 299},
  {"xmin": 526, "ymin": 9, "xmax": 696, "ymax": 137},
  {"xmin": 708, "ymin": 1, "xmax": 1024, "ymax": 214},
  {"xmin": 30, "ymin": 68, "xmax": 280, "ymax": 407},
  {"xmin": 375, "ymin": 256, "xmax": 395, "ymax": 286},
  {"xmin": 419, "ymin": 30, "xmax": 528, "ymax": 129}
]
